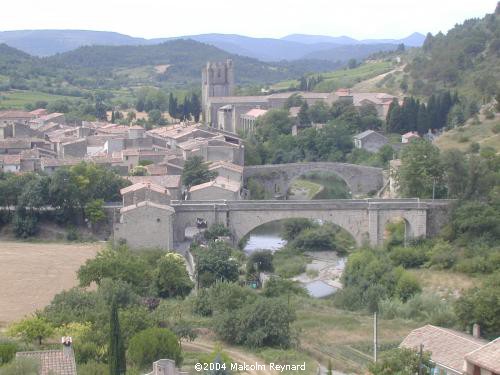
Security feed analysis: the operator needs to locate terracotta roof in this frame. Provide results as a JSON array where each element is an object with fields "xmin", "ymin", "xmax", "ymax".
[
  {"xmin": 120, "ymin": 182, "xmax": 169, "ymax": 195},
  {"xmin": 37, "ymin": 113, "xmax": 64, "ymax": 122},
  {"xmin": 244, "ymin": 108, "xmax": 268, "ymax": 118},
  {"xmin": 465, "ymin": 338, "xmax": 500, "ymax": 373},
  {"xmin": 30, "ymin": 108, "xmax": 48, "ymax": 116},
  {"xmin": 145, "ymin": 164, "xmax": 168, "ymax": 176},
  {"xmin": 0, "ymin": 154, "xmax": 21, "ymax": 165},
  {"xmin": 352, "ymin": 92, "xmax": 397, "ymax": 106},
  {"xmin": 0, "ymin": 110, "xmax": 34, "ymax": 119},
  {"xmin": 402, "ymin": 131, "xmax": 420, "ymax": 138},
  {"xmin": 400, "ymin": 325, "xmax": 488, "ymax": 373},
  {"xmin": 0, "ymin": 139, "xmax": 31, "ymax": 149},
  {"xmin": 209, "ymin": 160, "xmax": 244, "ymax": 173},
  {"xmin": 41, "ymin": 158, "xmax": 81, "ymax": 168},
  {"xmin": 127, "ymin": 175, "xmax": 181, "ymax": 189},
  {"xmin": 189, "ymin": 176, "xmax": 240, "ymax": 193},
  {"xmin": 120, "ymin": 200, "xmax": 175, "ymax": 214},
  {"xmin": 16, "ymin": 349, "xmax": 77, "ymax": 375}
]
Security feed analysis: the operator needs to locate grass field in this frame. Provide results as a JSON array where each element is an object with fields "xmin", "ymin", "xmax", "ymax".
[
  {"xmin": 408, "ymin": 269, "xmax": 481, "ymax": 297},
  {"xmin": 0, "ymin": 90, "xmax": 78, "ymax": 110},
  {"xmin": 271, "ymin": 61, "xmax": 394, "ymax": 93},
  {"xmin": 0, "ymin": 241, "xmax": 101, "ymax": 327},
  {"xmin": 435, "ymin": 114, "xmax": 500, "ymax": 154}
]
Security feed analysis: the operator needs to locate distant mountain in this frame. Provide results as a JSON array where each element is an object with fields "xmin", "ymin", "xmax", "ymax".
[
  {"xmin": 0, "ymin": 29, "xmax": 425, "ymax": 61},
  {"xmin": 282, "ymin": 32, "xmax": 425, "ymax": 47}
]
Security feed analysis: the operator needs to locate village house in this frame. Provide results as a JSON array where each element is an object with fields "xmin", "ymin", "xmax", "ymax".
[
  {"xmin": 402, "ymin": 131, "xmax": 421, "ymax": 143},
  {"xmin": 188, "ymin": 176, "xmax": 241, "ymax": 200},
  {"xmin": 178, "ymin": 136, "xmax": 244, "ymax": 165},
  {"xmin": 127, "ymin": 175, "xmax": 182, "ymax": 200},
  {"xmin": 114, "ymin": 201, "xmax": 175, "ymax": 249},
  {"xmin": 239, "ymin": 108, "xmax": 268, "ymax": 133},
  {"xmin": 0, "ymin": 110, "xmax": 35, "ymax": 125},
  {"xmin": 16, "ymin": 340, "xmax": 77, "ymax": 375},
  {"xmin": 400, "ymin": 325, "xmax": 499, "ymax": 375},
  {"xmin": 208, "ymin": 160, "xmax": 244, "ymax": 183},
  {"xmin": 353, "ymin": 130, "xmax": 389, "ymax": 153},
  {"xmin": 120, "ymin": 182, "xmax": 171, "ymax": 206}
]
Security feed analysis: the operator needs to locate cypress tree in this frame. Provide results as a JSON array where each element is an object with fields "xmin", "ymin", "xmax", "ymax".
[
  {"xmin": 109, "ymin": 301, "xmax": 126, "ymax": 375},
  {"xmin": 190, "ymin": 93, "xmax": 202, "ymax": 122},
  {"xmin": 168, "ymin": 93, "xmax": 178, "ymax": 120}
]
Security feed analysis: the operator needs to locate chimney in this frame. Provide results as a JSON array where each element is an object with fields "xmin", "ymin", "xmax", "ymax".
[
  {"xmin": 61, "ymin": 336, "xmax": 73, "ymax": 356},
  {"xmin": 472, "ymin": 323, "xmax": 481, "ymax": 338}
]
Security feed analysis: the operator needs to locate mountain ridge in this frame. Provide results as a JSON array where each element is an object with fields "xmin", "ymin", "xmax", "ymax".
[{"xmin": 0, "ymin": 29, "xmax": 425, "ymax": 61}]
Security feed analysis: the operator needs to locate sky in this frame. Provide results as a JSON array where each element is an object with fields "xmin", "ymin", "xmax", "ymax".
[{"xmin": 0, "ymin": 0, "xmax": 497, "ymax": 40}]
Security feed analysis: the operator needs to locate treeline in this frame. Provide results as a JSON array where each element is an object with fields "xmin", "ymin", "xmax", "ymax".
[
  {"xmin": 0, "ymin": 163, "xmax": 129, "ymax": 238},
  {"xmin": 134, "ymin": 88, "xmax": 201, "ymax": 122},
  {"xmin": 245, "ymin": 99, "xmax": 386, "ymax": 166},
  {"xmin": 386, "ymin": 90, "xmax": 481, "ymax": 134}
]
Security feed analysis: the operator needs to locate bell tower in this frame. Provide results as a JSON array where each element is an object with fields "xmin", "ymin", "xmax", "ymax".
[{"xmin": 202, "ymin": 59, "xmax": 235, "ymax": 125}]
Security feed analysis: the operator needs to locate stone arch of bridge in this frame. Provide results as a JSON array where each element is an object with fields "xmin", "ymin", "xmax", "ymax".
[{"xmin": 284, "ymin": 167, "xmax": 353, "ymax": 198}]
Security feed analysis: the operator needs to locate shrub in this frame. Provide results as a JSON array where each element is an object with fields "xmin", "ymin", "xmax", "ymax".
[
  {"xmin": 213, "ymin": 298, "xmax": 296, "ymax": 348},
  {"xmin": 281, "ymin": 218, "xmax": 317, "ymax": 241},
  {"xmin": 246, "ymin": 251, "xmax": 274, "ymax": 274},
  {"xmin": 427, "ymin": 240, "xmax": 457, "ymax": 269},
  {"xmin": 262, "ymin": 278, "xmax": 307, "ymax": 298},
  {"xmin": 155, "ymin": 253, "xmax": 193, "ymax": 298},
  {"xmin": 0, "ymin": 340, "xmax": 17, "ymax": 365},
  {"xmin": 0, "ymin": 357, "xmax": 39, "ymax": 374},
  {"xmin": 203, "ymin": 224, "xmax": 231, "ymax": 241},
  {"xmin": 395, "ymin": 273, "xmax": 422, "ymax": 302},
  {"xmin": 273, "ymin": 248, "xmax": 307, "ymax": 278},
  {"xmin": 13, "ymin": 212, "xmax": 38, "ymax": 238},
  {"xmin": 77, "ymin": 361, "xmax": 109, "ymax": 375},
  {"xmin": 390, "ymin": 246, "xmax": 429, "ymax": 268},
  {"xmin": 128, "ymin": 328, "xmax": 182, "ymax": 369}
]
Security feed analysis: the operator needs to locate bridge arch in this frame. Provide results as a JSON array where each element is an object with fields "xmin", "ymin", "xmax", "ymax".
[{"xmin": 243, "ymin": 162, "xmax": 384, "ymax": 198}]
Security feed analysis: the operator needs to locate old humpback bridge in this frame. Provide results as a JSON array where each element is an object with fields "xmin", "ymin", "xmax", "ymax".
[
  {"xmin": 243, "ymin": 162, "xmax": 384, "ymax": 197},
  {"xmin": 113, "ymin": 198, "xmax": 453, "ymax": 250}
]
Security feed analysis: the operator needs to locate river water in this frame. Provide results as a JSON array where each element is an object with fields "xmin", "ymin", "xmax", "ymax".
[{"xmin": 243, "ymin": 221, "xmax": 286, "ymax": 254}]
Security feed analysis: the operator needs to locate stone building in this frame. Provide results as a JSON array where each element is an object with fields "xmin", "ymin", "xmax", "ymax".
[
  {"xmin": 120, "ymin": 182, "xmax": 171, "ymax": 206},
  {"xmin": 202, "ymin": 59, "xmax": 235, "ymax": 123},
  {"xmin": 353, "ymin": 130, "xmax": 389, "ymax": 153},
  {"xmin": 114, "ymin": 201, "xmax": 175, "ymax": 250},
  {"xmin": 208, "ymin": 160, "xmax": 243, "ymax": 183},
  {"xmin": 145, "ymin": 359, "xmax": 189, "ymax": 375},
  {"xmin": 188, "ymin": 176, "xmax": 241, "ymax": 200}
]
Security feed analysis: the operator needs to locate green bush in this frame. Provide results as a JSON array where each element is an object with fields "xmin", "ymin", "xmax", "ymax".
[
  {"xmin": 389, "ymin": 246, "xmax": 429, "ymax": 268},
  {"xmin": 203, "ymin": 224, "xmax": 231, "ymax": 241},
  {"xmin": 128, "ymin": 328, "xmax": 182, "ymax": 369},
  {"xmin": 427, "ymin": 240, "xmax": 457, "ymax": 269},
  {"xmin": 246, "ymin": 251, "xmax": 274, "ymax": 274},
  {"xmin": 0, "ymin": 357, "xmax": 39, "ymax": 374},
  {"xmin": 0, "ymin": 340, "xmax": 18, "ymax": 365},
  {"xmin": 281, "ymin": 218, "xmax": 317, "ymax": 241},
  {"xmin": 77, "ymin": 361, "xmax": 108, "ymax": 375},
  {"xmin": 262, "ymin": 278, "xmax": 307, "ymax": 298},
  {"xmin": 273, "ymin": 248, "xmax": 307, "ymax": 278},
  {"xmin": 395, "ymin": 273, "xmax": 422, "ymax": 302},
  {"xmin": 492, "ymin": 123, "xmax": 500, "ymax": 134}
]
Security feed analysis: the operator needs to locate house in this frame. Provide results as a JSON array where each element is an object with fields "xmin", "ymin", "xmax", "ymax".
[
  {"xmin": 127, "ymin": 175, "xmax": 182, "ymax": 200},
  {"xmin": 178, "ymin": 136, "xmax": 244, "ymax": 165},
  {"xmin": 145, "ymin": 359, "xmax": 189, "ymax": 375},
  {"xmin": 402, "ymin": 131, "xmax": 420, "ymax": 143},
  {"xmin": 0, "ymin": 154, "xmax": 21, "ymax": 172},
  {"xmin": 353, "ymin": 130, "xmax": 389, "ymax": 153},
  {"xmin": 16, "ymin": 342, "xmax": 77, "ymax": 375},
  {"xmin": 114, "ymin": 201, "xmax": 175, "ymax": 250},
  {"xmin": 0, "ymin": 110, "xmax": 34, "ymax": 125},
  {"xmin": 464, "ymin": 338, "xmax": 500, "ymax": 375},
  {"xmin": 208, "ymin": 160, "xmax": 243, "ymax": 183},
  {"xmin": 188, "ymin": 176, "xmax": 241, "ymax": 201},
  {"xmin": 239, "ymin": 108, "xmax": 268, "ymax": 133},
  {"xmin": 41, "ymin": 158, "xmax": 81, "ymax": 174},
  {"xmin": 400, "ymin": 325, "xmax": 489, "ymax": 375},
  {"xmin": 120, "ymin": 182, "xmax": 171, "ymax": 206}
]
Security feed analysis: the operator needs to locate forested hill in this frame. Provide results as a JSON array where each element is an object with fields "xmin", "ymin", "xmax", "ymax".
[
  {"xmin": 0, "ymin": 39, "xmax": 341, "ymax": 93},
  {"xmin": 45, "ymin": 39, "xmax": 341, "ymax": 84},
  {"xmin": 403, "ymin": 4, "xmax": 500, "ymax": 100}
]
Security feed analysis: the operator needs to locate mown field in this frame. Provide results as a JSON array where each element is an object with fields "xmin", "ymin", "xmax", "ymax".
[
  {"xmin": 0, "ymin": 90, "xmax": 78, "ymax": 109},
  {"xmin": 0, "ymin": 241, "xmax": 101, "ymax": 326}
]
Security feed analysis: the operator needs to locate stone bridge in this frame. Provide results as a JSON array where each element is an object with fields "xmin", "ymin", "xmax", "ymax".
[
  {"xmin": 170, "ymin": 199, "xmax": 453, "ymax": 247},
  {"xmin": 243, "ymin": 162, "xmax": 384, "ymax": 197}
]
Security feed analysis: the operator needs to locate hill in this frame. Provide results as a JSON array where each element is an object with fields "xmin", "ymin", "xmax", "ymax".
[
  {"xmin": 376, "ymin": 4, "xmax": 500, "ymax": 101},
  {"xmin": 0, "ymin": 29, "xmax": 425, "ymax": 61}
]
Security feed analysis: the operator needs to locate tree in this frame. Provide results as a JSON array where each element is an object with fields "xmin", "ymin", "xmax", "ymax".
[
  {"xmin": 108, "ymin": 302, "xmax": 126, "ymax": 375},
  {"xmin": 368, "ymin": 348, "xmax": 432, "ymax": 375},
  {"xmin": 84, "ymin": 199, "xmax": 106, "ymax": 226},
  {"xmin": 181, "ymin": 156, "xmax": 217, "ymax": 188},
  {"xmin": 190, "ymin": 93, "xmax": 202, "ymax": 122},
  {"xmin": 297, "ymin": 102, "xmax": 310, "ymax": 125},
  {"xmin": 168, "ymin": 93, "xmax": 178, "ymax": 119},
  {"xmin": 281, "ymin": 218, "xmax": 317, "ymax": 241},
  {"xmin": 155, "ymin": 253, "xmax": 194, "ymax": 298},
  {"xmin": 8, "ymin": 316, "xmax": 54, "ymax": 345},
  {"xmin": 246, "ymin": 251, "xmax": 274, "ymax": 274},
  {"xmin": 195, "ymin": 242, "xmax": 239, "ymax": 287},
  {"xmin": 128, "ymin": 328, "xmax": 182, "ymax": 368},
  {"xmin": 213, "ymin": 297, "xmax": 296, "ymax": 348},
  {"xmin": 398, "ymin": 139, "xmax": 444, "ymax": 198},
  {"xmin": 347, "ymin": 58, "xmax": 357, "ymax": 69}
]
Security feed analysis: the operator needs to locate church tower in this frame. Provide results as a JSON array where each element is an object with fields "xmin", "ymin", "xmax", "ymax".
[{"xmin": 201, "ymin": 59, "xmax": 235, "ymax": 125}]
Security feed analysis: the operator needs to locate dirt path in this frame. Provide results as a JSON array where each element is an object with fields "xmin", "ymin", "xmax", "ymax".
[
  {"xmin": 0, "ymin": 241, "xmax": 101, "ymax": 326},
  {"xmin": 182, "ymin": 339, "xmax": 278, "ymax": 375}
]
